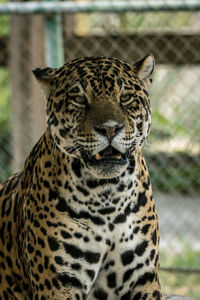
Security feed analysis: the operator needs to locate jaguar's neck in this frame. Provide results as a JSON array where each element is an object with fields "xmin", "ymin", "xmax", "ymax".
[{"xmin": 21, "ymin": 129, "xmax": 150, "ymax": 219}]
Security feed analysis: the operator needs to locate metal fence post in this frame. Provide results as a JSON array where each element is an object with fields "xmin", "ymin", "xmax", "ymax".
[{"xmin": 44, "ymin": 0, "xmax": 64, "ymax": 67}]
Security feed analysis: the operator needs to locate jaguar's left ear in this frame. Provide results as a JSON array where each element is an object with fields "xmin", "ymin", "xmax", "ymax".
[
  {"xmin": 32, "ymin": 67, "xmax": 58, "ymax": 95},
  {"xmin": 133, "ymin": 54, "xmax": 155, "ymax": 86}
]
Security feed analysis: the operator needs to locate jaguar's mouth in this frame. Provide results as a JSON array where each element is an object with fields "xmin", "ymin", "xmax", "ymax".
[
  {"xmin": 81, "ymin": 145, "xmax": 129, "ymax": 178},
  {"xmin": 88, "ymin": 145, "xmax": 128, "ymax": 165}
]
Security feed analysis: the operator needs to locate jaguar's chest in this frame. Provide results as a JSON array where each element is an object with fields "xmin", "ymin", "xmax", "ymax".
[{"xmin": 82, "ymin": 216, "xmax": 153, "ymax": 300}]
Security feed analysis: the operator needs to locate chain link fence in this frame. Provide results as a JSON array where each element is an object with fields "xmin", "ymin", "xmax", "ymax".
[{"xmin": 0, "ymin": 1, "xmax": 200, "ymax": 298}]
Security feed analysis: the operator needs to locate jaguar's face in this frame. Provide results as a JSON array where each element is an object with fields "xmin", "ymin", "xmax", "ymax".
[{"xmin": 33, "ymin": 55, "xmax": 154, "ymax": 179}]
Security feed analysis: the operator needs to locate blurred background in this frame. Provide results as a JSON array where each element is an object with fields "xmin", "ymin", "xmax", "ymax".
[{"xmin": 0, "ymin": 0, "xmax": 199, "ymax": 298}]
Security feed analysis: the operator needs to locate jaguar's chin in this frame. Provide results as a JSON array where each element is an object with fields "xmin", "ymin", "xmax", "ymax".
[
  {"xmin": 82, "ymin": 145, "xmax": 129, "ymax": 179},
  {"xmin": 87, "ymin": 162, "xmax": 128, "ymax": 179}
]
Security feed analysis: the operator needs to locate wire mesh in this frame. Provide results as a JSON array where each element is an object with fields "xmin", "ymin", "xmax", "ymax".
[{"xmin": 0, "ymin": 3, "xmax": 199, "ymax": 298}]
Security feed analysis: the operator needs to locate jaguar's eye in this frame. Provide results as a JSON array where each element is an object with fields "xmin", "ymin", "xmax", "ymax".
[
  {"xmin": 120, "ymin": 93, "xmax": 137, "ymax": 106},
  {"xmin": 70, "ymin": 86, "xmax": 81, "ymax": 93},
  {"xmin": 71, "ymin": 96, "xmax": 87, "ymax": 108},
  {"xmin": 68, "ymin": 82, "xmax": 87, "ymax": 108},
  {"xmin": 75, "ymin": 96, "xmax": 86, "ymax": 104},
  {"xmin": 121, "ymin": 94, "xmax": 132, "ymax": 102}
]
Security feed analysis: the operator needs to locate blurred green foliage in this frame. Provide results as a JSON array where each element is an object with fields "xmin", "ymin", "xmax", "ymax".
[
  {"xmin": 0, "ymin": 68, "xmax": 11, "ymax": 183},
  {"xmin": 161, "ymin": 245, "xmax": 200, "ymax": 269},
  {"xmin": 118, "ymin": 11, "xmax": 192, "ymax": 33},
  {"xmin": 146, "ymin": 153, "xmax": 200, "ymax": 193},
  {"xmin": 0, "ymin": 0, "xmax": 9, "ymax": 36},
  {"xmin": 160, "ymin": 247, "xmax": 200, "ymax": 298},
  {"xmin": 0, "ymin": 0, "xmax": 11, "ymax": 183}
]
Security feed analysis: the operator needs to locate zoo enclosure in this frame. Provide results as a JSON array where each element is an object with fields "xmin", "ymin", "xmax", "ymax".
[{"xmin": 0, "ymin": 1, "xmax": 200, "ymax": 298}]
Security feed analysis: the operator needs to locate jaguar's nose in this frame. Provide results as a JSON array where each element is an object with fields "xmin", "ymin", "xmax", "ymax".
[{"xmin": 94, "ymin": 122, "xmax": 124, "ymax": 143}]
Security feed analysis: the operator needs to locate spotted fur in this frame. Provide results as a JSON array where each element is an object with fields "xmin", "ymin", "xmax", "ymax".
[{"xmin": 0, "ymin": 55, "xmax": 162, "ymax": 299}]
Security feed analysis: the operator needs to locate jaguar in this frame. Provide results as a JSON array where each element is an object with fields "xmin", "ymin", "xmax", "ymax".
[{"xmin": 0, "ymin": 54, "xmax": 163, "ymax": 300}]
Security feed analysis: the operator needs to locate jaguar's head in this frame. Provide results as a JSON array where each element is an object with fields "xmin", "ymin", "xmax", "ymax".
[{"xmin": 33, "ymin": 55, "xmax": 154, "ymax": 179}]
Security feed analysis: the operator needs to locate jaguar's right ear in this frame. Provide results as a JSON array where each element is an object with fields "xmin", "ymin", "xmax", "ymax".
[{"xmin": 32, "ymin": 67, "xmax": 58, "ymax": 94}]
